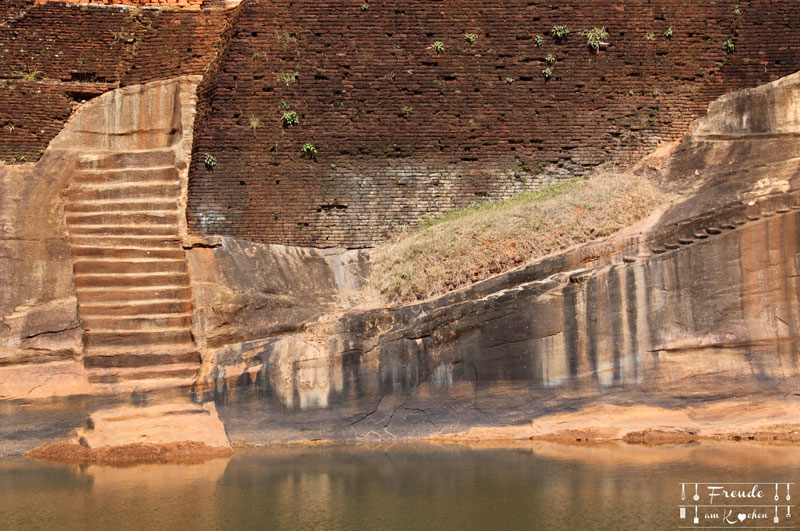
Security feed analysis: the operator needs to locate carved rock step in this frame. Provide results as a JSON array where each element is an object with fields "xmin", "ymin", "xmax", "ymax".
[
  {"xmin": 71, "ymin": 232, "xmax": 179, "ymax": 242},
  {"xmin": 85, "ymin": 313, "xmax": 193, "ymax": 331},
  {"xmin": 77, "ymin": 149, "xmax": 176, "ymax": 171},
  {"xmin": 66, "ymin": 211, "xmax": 180, "ymax": 226},
  {"xmin": 74, "ymin": 259, "xmax": 187, "ymax": 275},
  {"xmin": 77, "ymin": 286, "xmax": 193, "ymax": 304},
  {"xmin": 73, "ymin": 246, "xmax": 185, "ymax": 259},
  {"xmin": 87, "ymin": 363, "xmax": 199, "ymax": 384},
  {"xmin": 74, "ymin": 272, "xmax": 189, "ymax": 289},
  {"xmin": 68, "ymin": 183, "xmax": 181, "ymax": 202},
  {"xmin": 84, "ymin": 328, "xmax": 194, "ymax": 349},
  {"xmin": 84, "ymin": 348, "xmax": 201, "ymax": 369},
  {"xmin": 73, "ymin": 166, "xmax": 179, "ymax": 185},
  {"xmin": 80, "ymin": 299, "xmax": 193, "ymax": 316},
  {"xmin": 66, "ymin": 200, "xmax": 179, "ymax": 214}
]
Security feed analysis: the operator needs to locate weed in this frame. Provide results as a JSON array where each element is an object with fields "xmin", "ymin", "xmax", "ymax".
[
  {"xmin": 551, "ymin": 25, "xmax": 569, "ymax": 40},
  {"xmin": 14, "ymin": 66, "xmax": 43, "ymax": 81},
  {"xmin": 204, "ymin": 153, "xmax": 217, "ymax": 170},
  {"xmin": 627, "ymin": 89, "xmax": 634, "ymax": 96},
  {"xmin": 464, "ymin": 33, "xmax": 478, "ymax": 43},
  {"xmin": 432, "ymin": 41, "xmax": 445, "ymax": 53},
  {"xmin": 582, "ymin": 27, "xmax": 609, "ymax": 51},
  {"xmin": 277, "ymin": 71, "xmax": 298, "ymax": 85},
  {"xmin": 361, "ymin": 3, "xmax": 369, "ymax": 10},
  {"xmin": 111, "ymin": 30, "xmax": 134, "ymax": 43},
  {"xmin": 664, "ymin": 26, "xmax": 673, "ymax": 38},
  {"xmin": 401, "ymin": 105, "xmax": 413, "ymax": 114},
  {"xmin": 534, "ymin": 35, "xmax": 544, "ymax": 47},
  {"xmin": 644, "ymin": 32, "xmax": 655, "ymax": 41},
  {"xmin": 249, "ymin": 115, "xmax": 261, "ymax": 134},
  {"xmin": 5, "ymin": 123, "xmax": 15, "ymax": 133},
  {"xmin": 504, "ymin": 77, "xmax": 515, "ymax": 83},
  {"xmin": 724, "ymin": 38, "xmax": 735, "ymax": 53},
  {"xmin": 733, "ymin": 5, "xmax": 740, "ymax": 16},
  {"xmin": 542, "ymin": 67, "xmax": 552, "ymax": 80},
  {"xmin": 652, "ymin": 89, "xmax": 660, "ymax": 96},
  {"xmin": 282, "ymin": 111, "xmax": 299, "ymax": 126},
  {"xmin": 301, "ymin": 142, "xmax": 318, "ymax": 155},
  {"xmin": 406, "ymin": 69, "xmax": 414, "ymax": 74},
  {"xmin": 38, "ymin": 147, "xmax": 45, "ymax": 156},
  {"xmin": 253, "ymin": 52, "xmax": 262, "ymax": 60},
  {"xmin": 13, "ymin": 154, "xmax": 26, "ymax": 163},
  {"xmin": 545, "ymin": 54, "xmax": 556, "ymax": 65},
  {"xmin": 281, "ymin": 101, "xmax": 291, "ymax": 110}
]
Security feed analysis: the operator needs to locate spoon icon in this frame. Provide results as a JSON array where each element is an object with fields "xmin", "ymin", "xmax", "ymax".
[
  {"xmin": 681, "ymin": 483, "xmax": 686, "ymax": 501},
  {"xmin": 693, "ymin": 483, "xmax": 700, "ymax": 502},
  {"xmin": 787, "ymin": 483, "xmax": 791, "ymax": 501},
  {"xmin": 776, "ymin": 483, "xmax": 780, "ymax": 501}
]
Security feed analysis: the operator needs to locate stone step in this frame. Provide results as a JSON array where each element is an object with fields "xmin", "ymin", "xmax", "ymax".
[
  {"xmin": 65, "ymin": 199, "xmax": 179, "ymax": 213},
  {"xmin": 68, "ymin": 227, "xmax": 180, "ymax": 239},
  {"xmin": 84, "ymin": 328, "xmax": 194, "ymax": 350},
  {"xmin": 80, "ymin": 299, "xmax": 193, "ymax": 316},
  {"xmin": 77, "ymin": 150, "xmax": 176, "ymax": 171},
  {"xmin": 87, "ymin": 363, "xmax": 199, "ymax": 384},
  {"xmin": 75, "ymin": 271, "xmax": 189, "ymax": 289},
  {"xmin": 74, "ymin": 259, "xmax": 187, "ymax": 275},
  {"xmin": 84, "ymin": 348, "xmax": 201, "ymax": 369},
  {"xmin": 84, "ymin": 313, "xmax": 192, "ymax": 331},
  {"xmin": 68, "ymin": 183, "xmax": 181, "ymax": 202},
  {"xmin": 73, "ymin": 166, "xmax": 179, "ymax": 185},
  {"xmin": 65, "ymin": 211, "xmax": 179, "ymax": 226},
  {"xmin": 77, "ymin": 286, "xmax": 192, "ymax": 304},
  {"xmin": 73, "ymin": 246, "xmax": 185, "ymax": 260}
]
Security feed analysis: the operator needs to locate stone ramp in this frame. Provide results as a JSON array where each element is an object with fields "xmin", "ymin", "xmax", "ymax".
[{"xmin": 67, "ymin": 150, "xmax": 199, "ymax": 385}]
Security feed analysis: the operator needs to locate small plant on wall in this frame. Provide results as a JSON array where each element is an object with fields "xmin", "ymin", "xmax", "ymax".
[
  {"xmin": 302, "ymin": 142, "xmax": 318, "ymax": 156},
  {"xmin": 534, "ymin": 35, "xmax": 544, "ymax": 47},
  {"xmin": 551, "ymin": 25, "xmax": 569, "ymax": 41},
  {"xmin": 464, "ymin": 33, "xmax": 478, "ymax": 44},
  {"xmin": 542, "ymin": 67, "xmax": 552, "ymax": 80},
  {"xmin": 724, "ymin": 38, "xmax": 735, "ymax": 53},
  {"xmin": 204, "ymin": 152, "xmax": 217, "ymax": 170},
  {"xmin": 545, "ymin": 54, "xmax": 556, "ymax": 65},
  {"xmin": 277, "ymin": 72, "xmax": 298, "ymax": 85},
  {"xmin": 432, "ymin": 41, "xmax": 445, "ymax": 53},
  {"xmin": 249, "ymin": 115, "xmax": 261, "ymax": 136},
  {"xmin": 582, "ymin": 27, "xmax": 608, "ymax": 52},
  {"xmin": 14, "ymin": 66, "xmax": 43, "ymax": 81},
  {"xmin": 282, "ymin": 111, "xmax": 299, "ymax": 126}
]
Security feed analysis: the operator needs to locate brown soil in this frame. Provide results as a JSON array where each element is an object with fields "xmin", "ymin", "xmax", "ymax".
[{"xmin": 27, "ymin": 440, "xmax": 233, "ymax": 465}]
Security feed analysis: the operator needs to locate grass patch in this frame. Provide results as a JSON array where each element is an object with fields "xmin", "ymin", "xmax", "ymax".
[{"xmin": 369, "ymin": 170, "xmax": 662, "ymax": 304}]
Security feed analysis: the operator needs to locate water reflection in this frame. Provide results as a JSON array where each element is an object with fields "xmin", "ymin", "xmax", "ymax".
[{"xmin": 2, "ymin": 442, "xmax": 799, "ymax": 530}]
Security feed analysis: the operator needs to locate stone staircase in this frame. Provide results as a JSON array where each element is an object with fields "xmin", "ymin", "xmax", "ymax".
[{"xmin": 66, "ymin": 148, "xmax": 200, "ymax": 386}]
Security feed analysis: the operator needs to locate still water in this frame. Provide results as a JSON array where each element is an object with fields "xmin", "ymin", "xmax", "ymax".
[{"xmin": 1, "ymin": 442, "xmax": 798, "ymax": 530}]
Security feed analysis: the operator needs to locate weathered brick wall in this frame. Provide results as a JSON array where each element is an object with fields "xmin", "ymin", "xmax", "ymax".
[
  {"xmin": 120, "ymin": 9, "xmax": 230, "ymax": 86},
  {"xmin": 35, "ymin": 0, "xmax": 203, "ymax": 9},
  {"xmin": 0, "ymin": 3, "xmax": 229, "ymax": 162},
  {"xmin": 187, "ymin": 0, "xmax": 800, "ymax": 249}
]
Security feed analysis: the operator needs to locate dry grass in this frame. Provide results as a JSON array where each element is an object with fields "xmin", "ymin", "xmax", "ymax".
[{"xmin": 369, "ymin": 170, "xmax": 663, "ymax": 304}]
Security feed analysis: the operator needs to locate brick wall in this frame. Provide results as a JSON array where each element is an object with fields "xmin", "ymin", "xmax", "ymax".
[
  {"xmin": 187, "ymin": 0, "xmax": 800, "ymax": 248},
  {"xmin": 35, "ymin": 0, "xmax": 203, "ymax": 9},
  {"xmin": 0, "ymin": 3, "xmax": 230, "ymax": 162}
]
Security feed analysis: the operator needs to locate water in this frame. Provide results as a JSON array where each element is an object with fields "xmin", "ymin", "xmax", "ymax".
[{"xmin": 1, "ymin": 442, "xmax": 798, "ymax": 530}]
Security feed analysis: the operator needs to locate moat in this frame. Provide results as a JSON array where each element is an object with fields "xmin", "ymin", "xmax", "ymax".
[{"xmin": 3, "ymin": 442, "xmax": 798, "ymax": 530}]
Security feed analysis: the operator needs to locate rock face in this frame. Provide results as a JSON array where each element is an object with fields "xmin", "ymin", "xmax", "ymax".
[
  {"xmin": 6, "ymin": 70, "xmax": 800, "ymax": 453},
  {"xmin": 1, "ymin": 76, "xmax": 204, "ymax": 402},
  {"xmin": 206, "ymin": 72, "xmax": 800, "ymax": 444}
]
